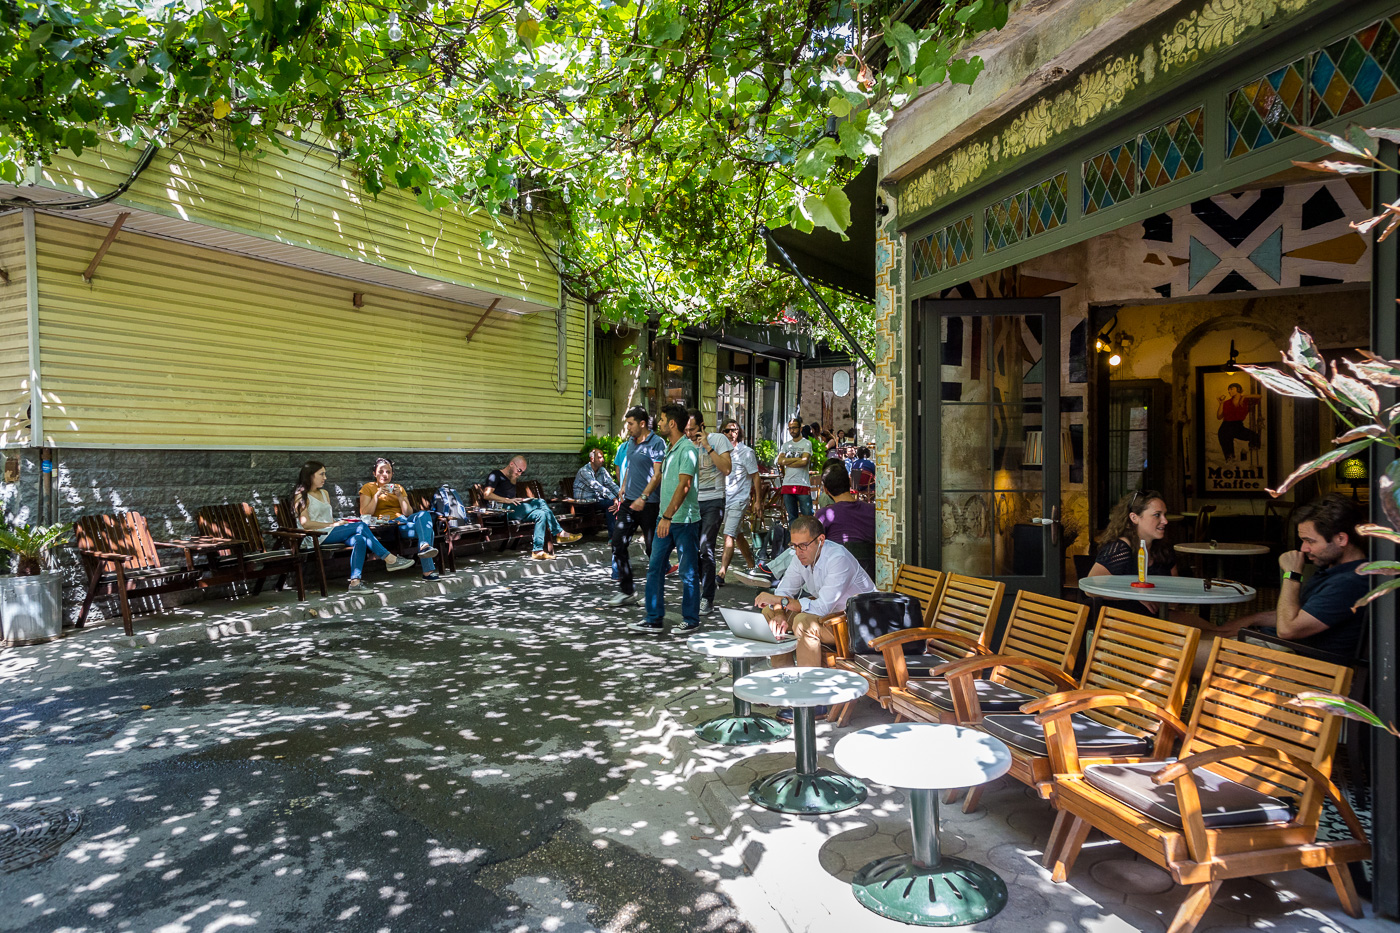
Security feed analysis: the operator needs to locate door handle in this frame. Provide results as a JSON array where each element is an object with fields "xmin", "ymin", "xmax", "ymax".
[{"xmin": 1033, "ymin": 507, "xmax": 1062, "ymax": 546}]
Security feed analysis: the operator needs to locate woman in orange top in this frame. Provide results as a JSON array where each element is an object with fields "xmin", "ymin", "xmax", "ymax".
[{"xmin": 358, "ymin": 458, "xmax": 441, "ymax": 580}]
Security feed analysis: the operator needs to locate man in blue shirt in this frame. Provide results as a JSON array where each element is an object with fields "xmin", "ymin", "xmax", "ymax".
[
  {"xmin": 605, "ymin": 407, "xmax": 667, "ymax": 608},
  {"xmin": 1211, "ymin": 494, "xmax": 1369, "ymax": 659}
]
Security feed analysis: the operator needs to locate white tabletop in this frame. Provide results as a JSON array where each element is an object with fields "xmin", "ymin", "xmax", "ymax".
[
  {"xmin": 687, "ymin": 631, "xmax": 798, "ymax": 660},
  {"xmin": 733, "ymin": 668, "xmax": 869, "ymax": 707},
  {"xmin": 1174, "ymin": 542, "xmax": 1270, "ymax": 556},
  {"xmin": 834, "ymin": 723, "xmax": 1013, "ymax": 790},
  {"xmin": 1077, "ymin": 575, "xmax": 1256, "ymax": 605}
]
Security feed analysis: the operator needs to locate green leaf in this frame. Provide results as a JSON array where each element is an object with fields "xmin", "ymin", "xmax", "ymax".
[
  {"xmin": 1290, "ymin": 692, "xmax": 1391, "ymax": 729},
  {"xmin": 479, "ymin": 229, "xmax": 497, "ymax": 249},
  {"xmin": 1345, "ymin": 356, "xmax": 1400, "ymax": 387},
  {"xmin": 1292, "ymin": 159, "xmax": 1377, "ymax": 175},
  {"xmin": 1358, "ymin": 523, "xmax": 1400, "ymax": 545},
  {"xmin": 803, "ymin": 185, "xmax": 851, "ymax": 236},
  {"xmin": 1357, "ymin": 560, "xmax": 1400, "ymax": 576},
  {"xmin": 947, "ymin": 57, "xmax": 984, "ymax": 86},
  {"xmin": 1236, "ymin": 364, "xmax": 1316, "ymax": 399},
  {"xmin": 883, "ymin": 20, "xmax": 920, "ymax": 70},
  {"xmin": 827, "ymin": 95, "xmax": 851, "ymax": 118},
  {"xmin": 28, "ymin": 22, "xmax": 53, "ymax": 50},
  {"xmin": 1330, "ymin": 369, "xmax": 1380, "ymax": 417},
  {"xmin": 1380, "ymin": 458, "xmax": 1400, "ymax": 532},
  {"xmin": 1286, "ymin": 123, "xmax": 1367, "ymax": 156},
  {"xmin": 1355, "ymin": 575, "xmax": 1400, "ymax": 610},
  {"xmin": 1268, "ymin": 438, "xmax": 1372, "ymax": 497},
  {"xmin": 516, "ymin": 16, "xmax": 540, "ymax": 45},
  {"xmin": 1361, "ymin": 126, "xmax": 1400, "ymax": 144}
]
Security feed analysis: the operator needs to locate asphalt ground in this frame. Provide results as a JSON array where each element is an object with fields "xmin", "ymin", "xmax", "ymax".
[{"xmin": 0, "ymin": 557, "xmax": 755, "ymax": 933}]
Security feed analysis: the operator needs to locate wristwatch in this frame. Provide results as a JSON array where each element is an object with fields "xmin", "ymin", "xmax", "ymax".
[
  {"xmin": 780, "ymin": 597, "xmax": 791, "ymax": 610},
  {"xmin": 1281, "ymin": 570, "xmax": 1302, "ymax": 582}
]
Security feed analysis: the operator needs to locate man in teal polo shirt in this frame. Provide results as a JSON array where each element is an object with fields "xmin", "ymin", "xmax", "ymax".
[{"xmin": 629, "ymin": 402, "xmax": 701, "ymax": 634}]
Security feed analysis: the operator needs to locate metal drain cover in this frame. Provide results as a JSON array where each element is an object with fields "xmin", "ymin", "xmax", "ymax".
[{"xmin": 0, "ymin": 807, "xmax": 82, "ymax": 872}]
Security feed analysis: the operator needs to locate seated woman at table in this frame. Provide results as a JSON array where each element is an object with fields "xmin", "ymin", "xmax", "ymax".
[
  {"xmin": 1087, "ymin": 489, "xmax": 1196, "ymax": 619},
  {"xmin": 292, "ymin": 461, "xmax": 418, "ymax": 589},
  {"xmin": 358, "ymin": 458, "xmax": 442, "ymax": 580}
]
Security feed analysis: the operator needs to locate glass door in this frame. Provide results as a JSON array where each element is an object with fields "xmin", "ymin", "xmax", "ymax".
[{"xmin": 919, "ymin": 299, "xmax": 1062, "ymax": 600}]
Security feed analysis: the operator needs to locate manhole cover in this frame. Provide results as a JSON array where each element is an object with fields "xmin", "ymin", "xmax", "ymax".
[{"xmin": 0, "ymin": 807, "xmax": 83, "ymax": 872}]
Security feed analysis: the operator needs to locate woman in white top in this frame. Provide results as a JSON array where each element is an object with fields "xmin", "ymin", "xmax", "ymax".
[{"xmin": 292, "ymin": 461, "xmax": 417, "ymax": 589}]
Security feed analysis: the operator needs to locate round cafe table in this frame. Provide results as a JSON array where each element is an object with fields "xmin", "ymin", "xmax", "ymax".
[
  {"xmin": 834, "ymin": 723, "xmax": 1012, "ymax": 926},
  {"xmin": 732, "ymin": 668, "xmax": 869, "ymax": 814},
  {"xmin": 1077, "ymin": 575, "xmax": 1256, "ymax": 619},
  {"xmin": 686, "ymin": 631, "xmax": 795, "ymax": 746}
]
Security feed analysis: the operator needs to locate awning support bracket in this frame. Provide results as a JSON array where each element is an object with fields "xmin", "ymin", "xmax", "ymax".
[
  {"xmin": 464, "ymin": 297, "xmax": 502, "ymax": 343},
  {"xmin": 759, "ymin": 224, "xmax": 876, "ymax": 372},
  {"xmin": 82, "ymin": 212, "xmax": 130, "ymax": 283}
]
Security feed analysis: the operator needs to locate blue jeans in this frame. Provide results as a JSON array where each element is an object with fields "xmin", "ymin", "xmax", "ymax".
[
  {"xmin": 783, "ymin": 491, "xmax": 813, "ymax": 522},
  {"xmin": 646, "ymin": 521, "xmax": 699, "ymax": 627},
  {"xmin": 320, "ymin": 523, "xmax": 391, "ymax": 579},
  {"xmin": 387, "ymin": 511, "xmax": 437, "ymax": 571},
  {"xmin": 509, "ymin": 500, "xmax": 562, "ymax": 551}
]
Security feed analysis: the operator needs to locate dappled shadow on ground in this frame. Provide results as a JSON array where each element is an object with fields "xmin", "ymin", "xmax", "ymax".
[{"xmin": 0, "ymin": 560, "xmax": 747, "ymax": 932}]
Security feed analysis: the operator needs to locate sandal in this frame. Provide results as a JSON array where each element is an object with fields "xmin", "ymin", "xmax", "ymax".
[{"xmin": 421, "ymin": 571, "xmax": 440, "ymax": 581}]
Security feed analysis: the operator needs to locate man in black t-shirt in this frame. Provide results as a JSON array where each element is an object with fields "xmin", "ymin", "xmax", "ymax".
[
  {"xmin": 481, "ymin": 455, "xmax": 580, "ymax": 560},
  {"xmin": 1211, "ymin": 494, "xmax": 1369, "ymax": 658}
]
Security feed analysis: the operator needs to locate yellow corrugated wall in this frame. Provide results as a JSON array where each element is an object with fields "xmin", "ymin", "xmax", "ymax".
[
  {"xmin": 0, "ymin": 212, "xmax": 29, "ymax": 447},
  {"xmin": 37, "ymin": 134, "xmax": 559, "ymax": 307},
  {"xmin": 34, "ymin": 214, "xmax": 585, "ymax": 450}
]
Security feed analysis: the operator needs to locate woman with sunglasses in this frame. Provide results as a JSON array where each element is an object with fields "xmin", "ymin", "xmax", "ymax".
[{"xmin": 358, "ymin": 458, "xmax": 441, "ymax": 580}]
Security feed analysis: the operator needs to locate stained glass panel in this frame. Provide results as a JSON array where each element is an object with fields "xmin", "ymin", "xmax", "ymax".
[
  {"xmin": 1139, "ymin": 106, "xmax": 1205, "ymax": 192},
  {"xmin": 1082, "ymin": 143, "xmax": 1136, "ymax": 215},
  {"xmin": 1226, "ymin": 58, "xmax": 1308, "ymax": 158}
]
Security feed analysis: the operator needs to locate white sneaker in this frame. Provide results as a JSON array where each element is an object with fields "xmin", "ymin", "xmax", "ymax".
[
  {"xmin": 605, "ymin": 593, "xmax": 638, "ymax": 608},
  {"xmin": 700, "ymin": 598, "xmax": 714, "ymax": 616}
]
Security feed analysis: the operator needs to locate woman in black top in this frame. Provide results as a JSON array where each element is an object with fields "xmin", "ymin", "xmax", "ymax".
[{"xmin": 1088, "ymin": 489, "xmax": 1179, "ymax": 615}]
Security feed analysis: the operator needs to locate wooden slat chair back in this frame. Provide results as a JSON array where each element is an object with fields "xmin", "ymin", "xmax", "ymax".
[
  {"xmin": 1076, "ymin": 608, "xmax": 1199, "ymax": 742},
  {"xmin": 925, "ymin": 573, "xmax": 1004, "ymax": 658},
  {"xmin": 933, "ymin": 606, "xmax": 1198, "ymax": 813},
  {"xmin": 74, "ymin": 513, "xmax": 164, "ymax": 571},
  {"xmin": 1041, "ymin": 637, "xmax": 1366, "ymax": 933},
  {"xmin": 885, "ymin": 590, "xmax": 1086, "ymax": 729},
  {"xmin": 196, "ymin": 503, "xmax": 267, "ymax": 557},
  {"xmin": 891, "ymin": 564, "xmax": 944, "ymax": 624}
]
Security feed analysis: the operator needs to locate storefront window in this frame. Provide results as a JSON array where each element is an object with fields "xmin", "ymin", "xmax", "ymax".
[
  {"xmin": 664, "ymin": 340, "xmax": 699, "ymax": 407},
  {"xmin": 716, "ymin": 347, "xmax": 786, "ymax": 445}
]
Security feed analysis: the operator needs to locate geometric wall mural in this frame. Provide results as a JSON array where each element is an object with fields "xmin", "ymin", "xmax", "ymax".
[{"xmin": 1136, "ymin": 178, "xmax": 1371, "ymax": 297}]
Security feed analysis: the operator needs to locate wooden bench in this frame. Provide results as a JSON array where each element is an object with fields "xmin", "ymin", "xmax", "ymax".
[
  {"xmin": 554, "ymin": 477, "xmax": 610, "ymax": 535},
  {"xmin": 74, "ymin": 511, "xmax": 243, "ymax": 636},
  {"xmin": 196, "ymin": 503, "xmax": 314, "ymax": 602}
]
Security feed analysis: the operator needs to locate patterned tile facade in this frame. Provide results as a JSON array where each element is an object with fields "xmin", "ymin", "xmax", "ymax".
[
  {"xmin": 1311, "ymin": 14, "xmax": 1400, "ymax": 122},
  {"xmin": 1227, "ymin": 58, "xmax": 1308, "ymax": 158},
  {"xmin": 1083, "ymin": 142, "xmax": 1137, "ymax": 215},
  {"xmin": 1139, "ymin": 107, "xmax": 1205, "ymax": 192}
]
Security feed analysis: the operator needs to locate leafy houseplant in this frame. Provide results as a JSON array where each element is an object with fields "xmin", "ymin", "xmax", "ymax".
[
  {"xmin": 754, "ymin": 439, "xmax": 778, "ymax": 470},
  {"xmin": 0, "ymin": 522, "xmax": 69, "ymax": 576},
  {"xmin": 579, "ymin": 434, "xmax": 622, "ymax": 468}
]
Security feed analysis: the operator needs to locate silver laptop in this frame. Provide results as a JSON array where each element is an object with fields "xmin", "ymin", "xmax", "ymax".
[{"xmin": 719, "ymin": 607, "xmax": 793, "ymax": 643}]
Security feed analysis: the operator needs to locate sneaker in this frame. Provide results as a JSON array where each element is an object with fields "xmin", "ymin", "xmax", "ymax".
[
  {"xmin": 386, "ymin": 556, "xmax": 416, "ymax": 572},
  {"xmin": 699, "ymin": 598, "xmax": 714, "ymax": 616},
  {"xmin": 348, "ymin": 578, "xmax": 367, "ymax": 590},
  {"xmin": 676, "ymin": 619, "xmax": 701, "ymax": 634},
  {"xmin": 531, "ymin": 550, "xmax": 555, "ymax": 560},
  {"xmin": 666, "ymin": 564, "xmax": 678, "ymax": 576},
  {"xmin": 605, "ymin": 593, "xmax": 638, "ymax": 608},
  {"xmin": 557, "ymin": 531, "xmax": 582, "ymax": 545},
  {"xmin": 628, "ymin": 620, "xmax": 665, "ymax": 635},
  {"xmin": 729, "ymin": 567, "xmax": 775, "ymax": 587},
  {"xmin": 417, "ymin": 544, "xmax": 439, "ymax": 559}
]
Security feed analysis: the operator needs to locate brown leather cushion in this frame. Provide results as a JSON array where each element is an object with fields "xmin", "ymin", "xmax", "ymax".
[
  {"xmin": 848, "ymin": 650, "xmax": 957, "ymax": 680},
  {"xmin": 982, "ymin": 713, "xmax": 1152, "ymax": 758},
  {"xmin": 907, "ymin": 678, "xmax": 1037, "ymax": 713},
  {"xmin": 1084, "ymin": 761, "xmax": 1294, "ymax": 829}
]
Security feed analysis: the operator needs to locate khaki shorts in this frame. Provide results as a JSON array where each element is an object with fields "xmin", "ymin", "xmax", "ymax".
[{"xmin": 723, "ymin": 496, "xmax": 751, "ymax": 537}]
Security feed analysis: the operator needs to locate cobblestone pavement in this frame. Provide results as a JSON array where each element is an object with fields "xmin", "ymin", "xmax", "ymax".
[{"xmin": 0, "ymin": 552, "xmax": 1390, "ymax": 933}]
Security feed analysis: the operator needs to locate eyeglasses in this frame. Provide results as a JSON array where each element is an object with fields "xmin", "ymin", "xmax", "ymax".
[
  {"xmin": 723, "ymin": 427, "xmax": 739, "ymax": 434},
  {"xmin": 791, "ymin": 537, "xmax": 820, "ymax": 552}
]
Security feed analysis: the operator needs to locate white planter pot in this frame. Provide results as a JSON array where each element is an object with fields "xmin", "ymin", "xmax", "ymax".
[{"xmin": 0, "ymin": 571, "xmax": 64, "ymax": 645}]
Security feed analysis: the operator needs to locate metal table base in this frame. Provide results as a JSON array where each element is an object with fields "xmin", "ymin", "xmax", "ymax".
[
  {"xmin": 695, "ymin": 658, "xmax": 792, "ymax": 746},
  {"xmin": 851, "ymin": 788, "xmax": 1006, "ymax": 925},
  {"xmin": 747, "ymin": 706, "xmax": 866, "ymax": 815}
]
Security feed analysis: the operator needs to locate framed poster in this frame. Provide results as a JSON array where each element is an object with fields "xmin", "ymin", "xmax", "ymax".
[{"xmin": 1194, "ymin": 365, "xmax": 1275, "ymax": 498}]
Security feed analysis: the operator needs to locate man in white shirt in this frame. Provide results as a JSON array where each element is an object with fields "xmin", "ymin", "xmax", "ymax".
[
  {"xmin": 776, "ymin": 418, "xmax": 813, "ymax": 521},
  {"xmin": 753, "ymin": 515, "xmax": 874, "ymax": 671},
  {"xmin": 718, "ymin": 420, "xmax": 761, "ymax": 585},
  {"xmin": 686, "ymin": 410, "xmax": 732, "ymax": 617}
]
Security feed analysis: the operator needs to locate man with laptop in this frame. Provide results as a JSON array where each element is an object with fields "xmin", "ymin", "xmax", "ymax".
[{"xmin": 751, "ymin": 515, "xmax": 874, "ymax": 671}]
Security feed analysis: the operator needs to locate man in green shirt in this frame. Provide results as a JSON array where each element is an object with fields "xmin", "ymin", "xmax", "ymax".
[{"xmin": 629, "ymin": 402, "xmax": 701, "ymax": 634}]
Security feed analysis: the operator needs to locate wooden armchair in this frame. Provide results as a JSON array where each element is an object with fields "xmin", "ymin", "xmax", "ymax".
[
  {"xmin": 406, "ymin": 486, "xmax": 487, "ymax": 572},
  {"xmin": 74, "ymin": 512, "xmax": 239, "ymax": 636},
  {"xmin": 840, "ymin": 573, "xmax": 1002, "ymax": 709},
  {"xmin": 886, "ymin": 590, "xmax": 1089, "ymax": 727},
  {"xmin": 1041, "ymin": 637, "xmax": 1367, "ymax": 933},
  {"xmin": 938, "ymin": 607, "xmax": 1199, "ymax": 813},
  {"xmin": 468, "ymin": 484, "xmax": 532, "ymax": 550},
  {"xmin": 196, "ymin": 503, "xmax": 312, "ymax": 601},
  {"xmin": 830, "ymin": 565, "xmax": 944, "ymax": 709},
  {"xmin": 273, "ymin": 495, "xmax": 410, "ymax": 589}
]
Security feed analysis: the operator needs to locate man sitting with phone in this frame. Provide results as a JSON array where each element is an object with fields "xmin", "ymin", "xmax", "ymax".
[{"xmin": 753, "ymin": 515, "xmax": 875, "ymax": 677}]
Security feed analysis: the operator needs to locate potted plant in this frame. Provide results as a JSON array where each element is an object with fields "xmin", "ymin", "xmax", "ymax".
[{"xmin": 0, "ymin": 521, "xmax": 69, "ymax": 645}]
